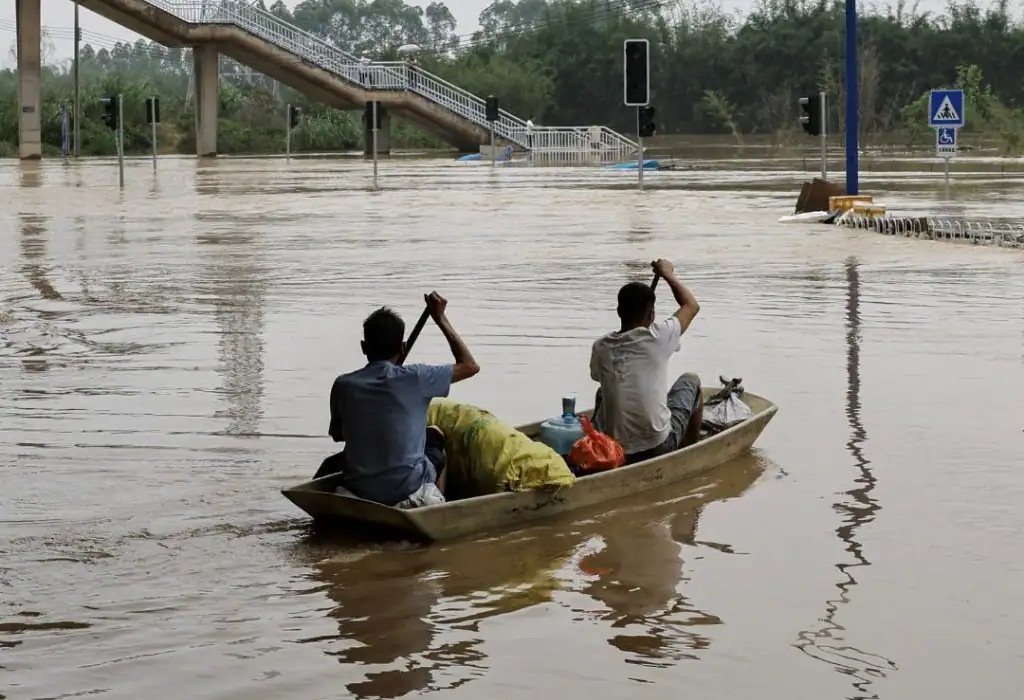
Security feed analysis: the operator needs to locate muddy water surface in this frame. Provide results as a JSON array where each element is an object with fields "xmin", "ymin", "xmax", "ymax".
[{"xmin": 2, "ymin": 156, "xmax": 1023, "ymax": 700}]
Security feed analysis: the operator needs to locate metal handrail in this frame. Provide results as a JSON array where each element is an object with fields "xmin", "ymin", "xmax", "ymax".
[
  {"xmin": 140, "ymin": 0, "xmax": 639, "ymax": 155},
  {"xmin": 373, "ymin": 61, "xmax": 523, "ymax": 122}
]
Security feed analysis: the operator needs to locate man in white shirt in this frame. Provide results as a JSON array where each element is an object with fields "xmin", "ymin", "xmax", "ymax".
[{"xmin": 589, "ymin": 259, "xmax": 703, "ymax": 464}]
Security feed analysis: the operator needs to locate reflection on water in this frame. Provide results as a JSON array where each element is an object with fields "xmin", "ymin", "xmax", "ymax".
[
  {"xmin": 18, "ymin": 163, "xmax": 43, "ymax": 189},
  {"xmin": 19, "ymin": 214, "xmax": 60, "ymax": 303},
  {"xmin": 300, "ymin": 455, "xmax": 766, "ymax": 698},
  {"xmin": 3, "ymin": 157, "xmax": 1023, "ymax": 700},
  {"xmin": 17, "ymin": 213, "xmax": 55, "ymax": 374},
  {"xmin": 195, "ymin": 174, "xmax": 267, "ymax": 436},
  {"xmin": 793, "ymin": 258, "xmax": 897, "ymax": 696},
  {"xmin": 571, "ymin": 455, "xmax": 764, "ymax": 668},
  {"xmin": 315, "ymin": 555, "xmax": 443, "ymax": 697},
  {"xmin": 626, "ymin": 202, "xmax": 654, "ymax": 244},
  {"xmin": 205, "ymin": 238, "xmax": 267, "ymax": 436}
]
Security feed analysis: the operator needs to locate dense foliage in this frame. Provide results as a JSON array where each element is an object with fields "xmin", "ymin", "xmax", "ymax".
[{"xmin": 2, "ymin": 0, "xmax": 1024, "ymax": 156}]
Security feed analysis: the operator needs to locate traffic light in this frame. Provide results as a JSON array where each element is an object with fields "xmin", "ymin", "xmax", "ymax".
[
  {"xmin": 623, "ymin": 38, "xmax": 649, "ymax": 106},
  {"xmin": 100, "ymin": 96, "xmax": 119, "ymax": 131},
  {"xmin": 799, "ymin": 94, "xmax": 822, "ymax": 136},
  {"xmin": 364, "ymin": 101, "xmax": 383, "ymax": 129},
  {"xmin": 485, "ymin": 95, "xmax": 499, "ymax": 122},
  {"xmin": 637, "ymin": 105, "xmax": 656, "ymax": 138},
  {"xmin": 288, "ymin": 104, "xmax": 302, "ymax": 128},
  {"xmin": 146, "ymin": 96, "xmax": 160, "ymax": 124}
]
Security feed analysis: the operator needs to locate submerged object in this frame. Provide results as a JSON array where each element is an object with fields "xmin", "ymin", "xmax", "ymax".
[
  {"xmin": 777, "ymin": 210, "xmax": 831, "ymax": 224},
  {"xmin": 604, "ymin": 159, "xmax": 659, "ymax": 170},
  {"xmin": 457, "ymin": 144, "xmax": 514, "ymax": 162}
]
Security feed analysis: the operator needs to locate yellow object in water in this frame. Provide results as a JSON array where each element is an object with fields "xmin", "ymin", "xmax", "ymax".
[
  {"xmin": 852, "ymin": 202, "xmax": 886, "ymax": 218},
  {"xmin": 427, "ymin": 398, "xmax": 576, "ymax": 495},
  {"xmin": 829, "ymin": 195, "xmax": 874, "ymax": 212}
]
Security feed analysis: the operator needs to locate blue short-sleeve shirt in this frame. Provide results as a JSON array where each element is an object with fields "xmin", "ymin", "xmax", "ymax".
[{"xmin": 329, "ymin": 361, "xmax": 453, "ymax": 505}]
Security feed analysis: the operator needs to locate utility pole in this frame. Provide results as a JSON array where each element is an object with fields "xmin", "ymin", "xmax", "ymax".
[{"xmin": 73, "ymin": 1, "xmax": 80, "ymax": 157}]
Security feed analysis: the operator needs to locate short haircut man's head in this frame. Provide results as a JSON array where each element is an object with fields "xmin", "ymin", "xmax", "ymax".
[
  {"xmin": 361, "ymin": 307, "xmax": 405, "ymax": 362},
  {"xmin": 617, "ymin": 282, "xmax": 656, "ymax": 326}
]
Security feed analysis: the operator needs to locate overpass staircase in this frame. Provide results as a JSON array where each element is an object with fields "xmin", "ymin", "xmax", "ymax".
[{"xmin": 75, "ymin": 0, "xmax": 638, "ymax": 161}]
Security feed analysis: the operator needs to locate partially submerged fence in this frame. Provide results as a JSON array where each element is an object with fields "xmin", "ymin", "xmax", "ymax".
[{"xmin": 835, "ymin": 213, "xmax": 1024, "ymax": 249}]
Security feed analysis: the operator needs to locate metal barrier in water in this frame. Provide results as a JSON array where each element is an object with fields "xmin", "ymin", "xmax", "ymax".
[{"xmin": 834, "ymin": 213, "xmax": 1024, "ymax": 249}]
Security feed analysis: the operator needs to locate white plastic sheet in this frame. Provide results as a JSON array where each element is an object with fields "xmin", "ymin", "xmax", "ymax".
[{"xmin": 702, "ymin": 376, "xmax": 753, "ymax": 433}]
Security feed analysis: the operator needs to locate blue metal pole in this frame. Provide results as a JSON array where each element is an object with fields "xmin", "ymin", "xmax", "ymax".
[{"xmin": 845, "ymin": 0, "xmax": 859, "ymax": 194}]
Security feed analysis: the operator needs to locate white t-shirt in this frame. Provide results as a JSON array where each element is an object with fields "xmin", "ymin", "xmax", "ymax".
[{"xmin": 589, "ymin": 317, "xmax": 682, "ymax": 454}]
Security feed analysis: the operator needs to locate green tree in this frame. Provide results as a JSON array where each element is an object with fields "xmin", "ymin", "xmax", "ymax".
[{"xmin": 5, "ymin": 0, "xmax": 1024, "ymax": 156}]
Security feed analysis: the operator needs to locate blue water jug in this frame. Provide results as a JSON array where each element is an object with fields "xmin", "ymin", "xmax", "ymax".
[{"xmin": 539, "ymin": 396, "xmax": 586, "ymax": 456}]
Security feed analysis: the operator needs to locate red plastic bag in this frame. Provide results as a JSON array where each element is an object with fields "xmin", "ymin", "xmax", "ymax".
[{"xmin": 568, "ymin": 414, "xmax": 626, "ymax": 472}]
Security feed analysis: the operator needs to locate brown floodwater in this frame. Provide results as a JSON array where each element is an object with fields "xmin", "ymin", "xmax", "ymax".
[{"xmin": 1, "ymin": 155, "xmax": 1023, "ymax": 700}]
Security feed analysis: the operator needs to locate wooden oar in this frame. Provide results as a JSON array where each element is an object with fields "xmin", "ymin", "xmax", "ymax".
[
  {"xmin": 651, "ymin": 273, "xmax": 660, "ymax": 290},
  {"xmin": 397, "ymin": 305, "xmax": 430, "ymax": 366}
]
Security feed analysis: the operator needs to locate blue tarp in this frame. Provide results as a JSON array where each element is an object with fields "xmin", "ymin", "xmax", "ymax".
[
  {"xmin": 604, "ymin": 159, "xmax": 659, "ymax": 170},
  {"xmin": 457, "ymin": 144, "xmax": 514, "ymax": 162}
]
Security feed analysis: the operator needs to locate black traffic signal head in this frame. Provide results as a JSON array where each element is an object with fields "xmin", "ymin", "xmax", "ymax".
[
  {"xmin": 289, "ymin": 105, "xmax": 303, "ymax": 128},
  {"xmin": 799, "ymin": 95, "xmax": 822, "ymax": 136},
  {"xmin": 623, "ymin": 38, "xmax": 650, "ymax": 106},
  {"xmin": 364, "ymin": 101, "xmax": 383, "ymax": 129},
  {"xmin": 146, "ymin": 96, "xmax": 160, "ymax": 124},
  {"xmin": 485, "ymin": 95, "xmax": 499, "ymax": 122},
  {"xmin": 638, "ymin": 105, "xmax": 656, "ymax": 138},
  {"xmin": 101, "ymin": 96, "xmax": 118, "ymax": 131}
]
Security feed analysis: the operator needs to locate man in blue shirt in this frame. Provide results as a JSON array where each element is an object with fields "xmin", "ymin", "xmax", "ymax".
[{"xmin": 314, "ymin": 292, "xmax": 480, "ymax": 507}]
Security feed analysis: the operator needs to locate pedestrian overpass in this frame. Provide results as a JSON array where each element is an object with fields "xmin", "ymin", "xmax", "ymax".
[{"xmin": 13, "ymin": 0, "xmax": 638, "ymax": 163}]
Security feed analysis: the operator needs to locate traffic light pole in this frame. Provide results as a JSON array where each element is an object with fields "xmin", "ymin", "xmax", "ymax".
[
  {"xmin": 819, "ymin": 90, "xmax": 827, "ymax": 181},
  {"xmin": 485, "ymin": 95, "xmax": 499, "ymax": 167},
  {"xmin": 151, "ymin": 102, "xmax": 158, "ymax": 171},
  {"xmin": 117, "ymin": 94, "xmax": 125, "ymax": 190},
  {"xmin": 285, "ymin": 104, "xmax": 291, "ymax": 160},
  {"xmin": 636, "ymin": 106, "xmax": 644, "ymax": 192},
  {"xmin": 371, "ymin": 100, "xmax": 379, "ymax": 190}
]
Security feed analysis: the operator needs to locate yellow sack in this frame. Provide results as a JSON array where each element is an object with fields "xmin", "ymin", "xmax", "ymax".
[{"xmin": 427, "ymin": 398, "xmax": 576, "ymax": 495}]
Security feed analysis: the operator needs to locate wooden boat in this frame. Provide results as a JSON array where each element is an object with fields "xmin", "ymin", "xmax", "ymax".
[{"xmin": 281, "ymin": 388, "xmax": 778, "ymax": 542}]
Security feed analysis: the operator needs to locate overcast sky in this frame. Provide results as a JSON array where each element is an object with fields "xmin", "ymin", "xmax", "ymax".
[{"xmin": 0, "ymin": 0, "xmax": 1015, "ymax": 69}]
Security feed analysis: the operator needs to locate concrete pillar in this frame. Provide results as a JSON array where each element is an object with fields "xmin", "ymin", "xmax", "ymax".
[
  {"xmin": 193, "ymin": 45, "xmax": 219, "ymax": 157},
  {"xmin": 16, "ymin": 0, "xmax": 42, "ymax": 160},
  {"xmin": 363, "ymin": 101, "xmax": 391, "ymax": 157}
]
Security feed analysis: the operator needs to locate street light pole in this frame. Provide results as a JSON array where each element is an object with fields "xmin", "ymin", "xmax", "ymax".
[{"xmin": 73, "ymin": 1, "xmax": 80, "ymax": 157}]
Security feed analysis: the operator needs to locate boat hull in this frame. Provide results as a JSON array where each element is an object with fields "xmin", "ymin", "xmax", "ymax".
[{"xmin": 281, "ymin": 389, "xmax": 778, "ymax": 542}]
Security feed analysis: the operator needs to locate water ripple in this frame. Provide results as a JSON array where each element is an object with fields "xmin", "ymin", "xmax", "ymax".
[{"xmin": 1, "ymin": 157, "xmax": 1022, "ymax": 699}]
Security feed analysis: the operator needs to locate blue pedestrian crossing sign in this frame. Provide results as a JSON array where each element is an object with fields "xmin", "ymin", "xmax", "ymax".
[
  {"xmin": 929, "ymin": 89, "xmax": 965, "ymax": 127},
  {"xmin": 936, "ymin": 126, "xmax": 957, "ymax": 156}
]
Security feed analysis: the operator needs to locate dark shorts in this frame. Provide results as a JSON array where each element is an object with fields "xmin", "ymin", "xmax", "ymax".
[
  {"xmin": 313, "ymin": 426, "xmax": 446, "ymax": 483},
  {"xmin": 594, "ymin": 373, "xmax": 702, "ymax": 464}
]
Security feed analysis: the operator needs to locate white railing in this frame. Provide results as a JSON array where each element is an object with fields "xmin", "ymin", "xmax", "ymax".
[
  {"xmin": 835, "ymin": 212, "xmax": 1024, "ymax": 249},
  {"xmin": 369, "ymin": 61, "xmax": 533, "ymax": 149},
  {"xmin": 518, "ymin": 126, "xmax": 638, "ymax": 164},
  {"xmin": 139, "ymin": 0, "xmax": 639, "ymax": 157}
]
